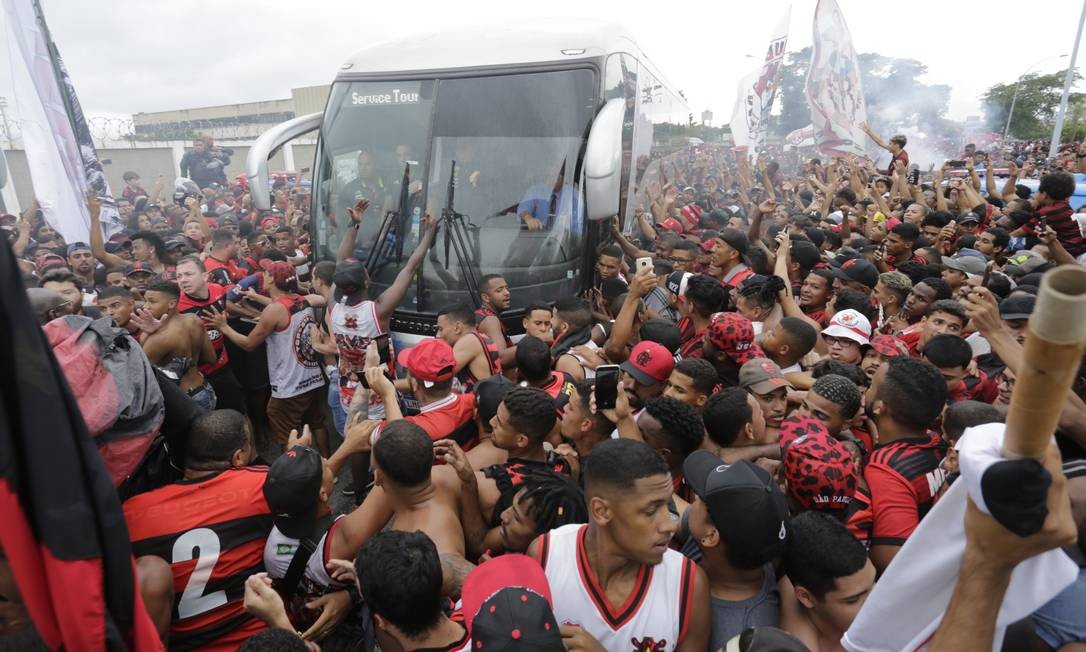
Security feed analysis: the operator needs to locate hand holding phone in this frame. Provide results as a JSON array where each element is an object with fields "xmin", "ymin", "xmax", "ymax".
[
  {"xmin": 594, "ymin": 365, "xmax": 620, "ymax": 411},
  {"xmin": 636, "ymin": 257, "xmax": 653, "ymax": 274},
  {"xmin": 374, "ymin": 334, "xmax": 391, "ymax": 365}
]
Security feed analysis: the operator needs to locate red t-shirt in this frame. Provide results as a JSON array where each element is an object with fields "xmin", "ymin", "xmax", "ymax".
[
  {"xmin": 177, "ymin": 283, "xmax": 231, "ymax": 375},
  {"xmin": 865, "ymin": 433, "xmax": 946, "ymax": 546},
  {"xmin": 947, "ymin": 370, "xmax": 998, "ymax": 404},
  {"xmin": 205, "ymin": 256, "xmax": 245, "ymax": 285},
  {"xmin": 376, "ymin": 393, "xmax": 477, "ymax": 449}
]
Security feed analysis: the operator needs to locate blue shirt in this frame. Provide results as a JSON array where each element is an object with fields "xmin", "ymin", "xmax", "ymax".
[{"xmin": 517, "ymin": 183, "xmax": 583, "ymax": 233}]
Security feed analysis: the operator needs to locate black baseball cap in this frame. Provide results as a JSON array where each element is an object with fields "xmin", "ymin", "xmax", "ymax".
[
  {"xmin": 724, "ymin": 627, "xmax": 810, "ymax": 652},
  {"xmin": 333, "ymin": 258, "xmax": 367, "ymax": 298},
  {"xmin": 475, "ymin": 375, "xmax": 515, "ymax": 426},
  {"xmin": 718, "ymin": 227, "xmax": 750, "ymax": 257},
  {"xmin": 999, "ymin": 294, "xmax": 1036, "ymax": 321},
  {"xmin": 639, "ymin": 318, "xmax": 683, "ymax": 356},
  {"xmin": 263, "ymin": 446, "xmax": 324, "ymax": 539},
  {"xmin": 832, "ymin": 258, "xmax": 879, "ymax": 289},
  {"xmin": 682, "ymin": 453, "xmax": 789, "ymax": 555}
]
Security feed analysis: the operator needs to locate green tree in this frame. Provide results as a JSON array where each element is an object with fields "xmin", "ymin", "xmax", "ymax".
[
  {"xmin": 772, "ymin": 47, "xmax": 812, "ymax": 137},
  {"xmin": 981, "ymin": 70, "xmax": 1083, "ymax": 139}
]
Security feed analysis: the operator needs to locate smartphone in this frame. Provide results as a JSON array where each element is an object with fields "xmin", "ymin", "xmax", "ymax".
[
  {"xmin": 948, "ymin": 160, "xmax": 966, "ymax": 169},
  {"xmin": 636, "ymin": 257, "xmax": 653, "ymax": 274},
  {"xmin": 595, "ymin": 365, "xmax": 620, "ymax": 411},
  {"xmin": 374, "ymin": 333, "xmax": 391, "ymax": 365},
  {"xmin": 908, "ymin": 167, "xmax": 920, "ymax": 186},
  {"xmin": 1038, "ymin": 215, "xmax": 1048, "ymax": 232}
]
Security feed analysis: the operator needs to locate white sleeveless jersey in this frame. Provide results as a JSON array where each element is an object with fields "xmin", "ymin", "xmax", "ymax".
[
  {"xmin": 267, "ymin": 296, "xmax": 326, "ymax": 399},
  {"xmin": 536, "ymin": 524, "xmax": 697, "ymax": 652},
  {"xmin": 328, "ymin": 299, "xmax": 389, "ymax": 418}
]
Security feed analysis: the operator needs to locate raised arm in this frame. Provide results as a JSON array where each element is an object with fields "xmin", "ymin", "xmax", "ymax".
[
  {"xmin": 337, "ymin": 198, "xmax": 369, "ymax": 262},
  {"xmin": 1001, "ymin": 161, "xmax": 1022, "ymax": 202},
  {"xmin": 185, "ymin": 196, "xmax": 211, "ymax": 241},
  {"xmin": 374, "ymin": 212, "xmax": 437, "ymax": 323},
  {"xmin": 604, "ymin": 267, "xmax": 655, "ymax": 364},
  {"xmin": 860, "ymin": 122, "xmax": 890, "ymax": 151},
  {"xmin": 934, "ymin": 165, "xmax": 948, "ymax": 212},
  {"xmin": 205, "ymin": 301, "xmax": 285, "ymax": 351},
  {"xmin": 86, "ymin": 191, "xmax": 128, "ymax": 269}
]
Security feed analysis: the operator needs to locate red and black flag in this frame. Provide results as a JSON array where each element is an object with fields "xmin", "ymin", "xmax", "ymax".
[{"xmin": 0, "ymin": 236, "xmax": 162, "ymax": 649}]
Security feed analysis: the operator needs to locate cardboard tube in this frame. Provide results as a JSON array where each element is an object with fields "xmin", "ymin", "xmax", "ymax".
[{"xmin": 1004, "ymin": 265, "xmax": 1086, "ymax": 460}]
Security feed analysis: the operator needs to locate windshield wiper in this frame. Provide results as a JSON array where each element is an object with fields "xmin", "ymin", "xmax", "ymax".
[
  {"xmin": 364, "ymin": 162, "xmax": 412, "ymax": 275},
  {"xmin": 433, "ymin": 159, "xmax": 482, "ymax": 307}
]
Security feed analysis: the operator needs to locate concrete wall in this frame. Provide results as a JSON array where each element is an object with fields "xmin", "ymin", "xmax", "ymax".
[{"xmin": 4, "ymin": 138, "xmax": 311, "ymax": 211}]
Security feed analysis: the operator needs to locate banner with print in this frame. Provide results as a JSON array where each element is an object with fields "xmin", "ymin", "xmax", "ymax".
[
  {"xmin": 729, "ymin": 5, "xmax": 791, "ymax": 157},
  {"xmin": 2, "ymin": 0, "xmax": 121, "ymax": 243},
  {"xmin": 805, "ymin": 0, "xmax": 868, "ymax": 157}
]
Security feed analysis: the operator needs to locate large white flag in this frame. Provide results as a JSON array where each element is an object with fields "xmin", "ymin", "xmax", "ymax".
[
  {"xmin": 805, "ymin": 0, "xmax": 868, "ymax": 157},
  {"xmin": 729, "ymin": 6, "xmax": 791, "ymax": 157},
  {"xmin": 3, "ymin": 0, "xmax": 120, "ymax": 244}
]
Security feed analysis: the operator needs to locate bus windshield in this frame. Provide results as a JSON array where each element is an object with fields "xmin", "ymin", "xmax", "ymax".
[{"xmin": 314, "ymin": 68, "xmax": 597, "ymax": 314}]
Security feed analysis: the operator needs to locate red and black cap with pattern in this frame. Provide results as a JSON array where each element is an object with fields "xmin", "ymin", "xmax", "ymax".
[
  {"xmin": 459, "ymin": 554, "xmax": 563, "ymax": 651},
  {"xmin": 863, "ymin": 334, "xmax": 910, "ymax": 358},
  {"xmin": 708, "ymin": 312, "xmax": 764, "ymax": 365},
  {"xmin": 783, "ymin": 424, "xmax": 857, "ymax": 511}
]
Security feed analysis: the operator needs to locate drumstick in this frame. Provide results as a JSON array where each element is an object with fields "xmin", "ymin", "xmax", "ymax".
[{"xmin": 1004, "ymin": 265, "xmax": 1086, "ymax": 459}]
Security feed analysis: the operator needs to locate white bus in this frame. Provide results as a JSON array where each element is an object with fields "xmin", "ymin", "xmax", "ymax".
[{"xmin": 248, "ymin": 19, "xmax": 695, "ymax": 343}]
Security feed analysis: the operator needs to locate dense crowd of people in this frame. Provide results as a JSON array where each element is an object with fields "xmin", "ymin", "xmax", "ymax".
[{"xmin": 2, "ymin": 128, "xmax": 1085, "ymax": 652}]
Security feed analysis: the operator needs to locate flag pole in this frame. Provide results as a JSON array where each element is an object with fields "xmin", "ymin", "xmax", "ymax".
[{"xmin": 1049, "ymin": 0, "xmax": 1086, "ymax": 159}]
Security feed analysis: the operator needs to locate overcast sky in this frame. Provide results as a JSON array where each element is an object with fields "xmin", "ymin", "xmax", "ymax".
[{"xmin": 1, "ymin": 0, "xmax": 1083, "ymax": 130}]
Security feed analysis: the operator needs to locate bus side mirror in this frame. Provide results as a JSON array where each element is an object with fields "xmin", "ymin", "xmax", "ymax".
[
  {"xmin": 246, "ymin": 112, "xmax": 323, "ymax": 210},
  {"xmin": 584, "ymin": 98, "xmax": 625, "ymax": 221}
]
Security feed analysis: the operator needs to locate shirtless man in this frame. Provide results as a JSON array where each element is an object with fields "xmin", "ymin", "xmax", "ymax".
[
  {"xmin": 134, "ymin": 281, "xmax": 217, "ymax": 410},
  {"xmin": 435, "ymin": 303, "xmax": 501, "ymax": 392}
]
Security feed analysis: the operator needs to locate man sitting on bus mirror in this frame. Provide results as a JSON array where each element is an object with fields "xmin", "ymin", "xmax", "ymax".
[
  {"xmin": 517, "ymin": 162, "xmax": 582, "ymax": 234},
  {"xmin": 337, "ymin": 149, "xmax": 392, "ymax": 219}
]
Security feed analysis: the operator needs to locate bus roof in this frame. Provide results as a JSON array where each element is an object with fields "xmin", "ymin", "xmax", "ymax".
[{"xmin": 337, "ymin": 19, "xmax": 651, "ymax": 77}]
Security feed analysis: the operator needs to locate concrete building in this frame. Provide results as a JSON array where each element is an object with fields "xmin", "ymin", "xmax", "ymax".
[
  {"xmin": 3, "ymin": 85, "xmax": 329, "ymax": 212},
  {"xmin": 132, "ymin": 84, "xmax": 330, "ymax": 141}
]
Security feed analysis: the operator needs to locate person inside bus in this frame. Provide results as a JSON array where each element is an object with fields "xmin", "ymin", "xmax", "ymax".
[
  {"xmin": 516, "ymin": 160, "xmax": 582, "ymax": 235},
  {"xmin": 338, "ymin": 148, "xmax": 393, "ymax": 218}
]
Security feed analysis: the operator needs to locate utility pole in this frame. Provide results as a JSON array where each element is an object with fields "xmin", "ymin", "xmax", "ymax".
[{"xmin": 1050, "ymin": 0, "xmax": 1086, "ymax": 159}]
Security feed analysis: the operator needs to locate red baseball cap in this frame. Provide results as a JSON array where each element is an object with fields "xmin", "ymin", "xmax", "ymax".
[
  {"xmin": 783, "ymin": 426, "xmax": 857, "ymax": 511},
  {"xmin": 260, "ymin": 259, "xmax": 297, "ymax": 288},
  {"xmin": 459, "ymin": 554, "xmax": 561, "ymax": 648},
  {"xmin": 661, "ymin": 217, "xmax": 684, "ymax": 234},
  {"xmin": 699, "ymin": 237, "xmax": 718, "ymax": 253},
  {"xmin": 620, "ymin": 340, "xmax": 675, "ymax": 386},
  {"xmin": 707, "ymin": 312, "xmax": 763, "ymax": 365},
  {"xmin": 397, "ymin": 338, "xmax": 456, "ymax": 385}
]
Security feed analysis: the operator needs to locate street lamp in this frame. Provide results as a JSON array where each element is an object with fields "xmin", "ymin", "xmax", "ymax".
[{"xmin": 1004, "ymin": 54, "xmax": 1068, "ymax": 140}]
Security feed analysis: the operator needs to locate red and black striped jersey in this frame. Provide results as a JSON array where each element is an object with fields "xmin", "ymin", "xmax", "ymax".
[
  {"xmin": 123, "ymin": 467, "xmax": 273, "ymax": 651},
  {"xmin": 864, "ymin": 434, "xmax": 946, "ymax": 547},
  {"xmin": 475, "ymin": 307, "xmax": 513, "ymax": 348},
  {"xmin": 178, "ymin": 283, "xmax": 230, "ymax": 376},
  {"xmin": 456, "ymin": 332, "xmax": 502, "ymax": 392},
  {"xmin": 533, "ymin": 370, "xmax": 576, "ymax": 414},
  {"xmin": 677, "ymin": 317, "xmax": 705, "ymax": 360},
  {"xmin": 845, "ymin": 484, "xmax": 873, "ymax": 549}
]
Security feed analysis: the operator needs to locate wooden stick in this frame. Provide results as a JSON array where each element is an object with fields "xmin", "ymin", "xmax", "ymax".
[{"xmin": 1004, "ymin": 265, "xmax": 1086, "ymax": 459}]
